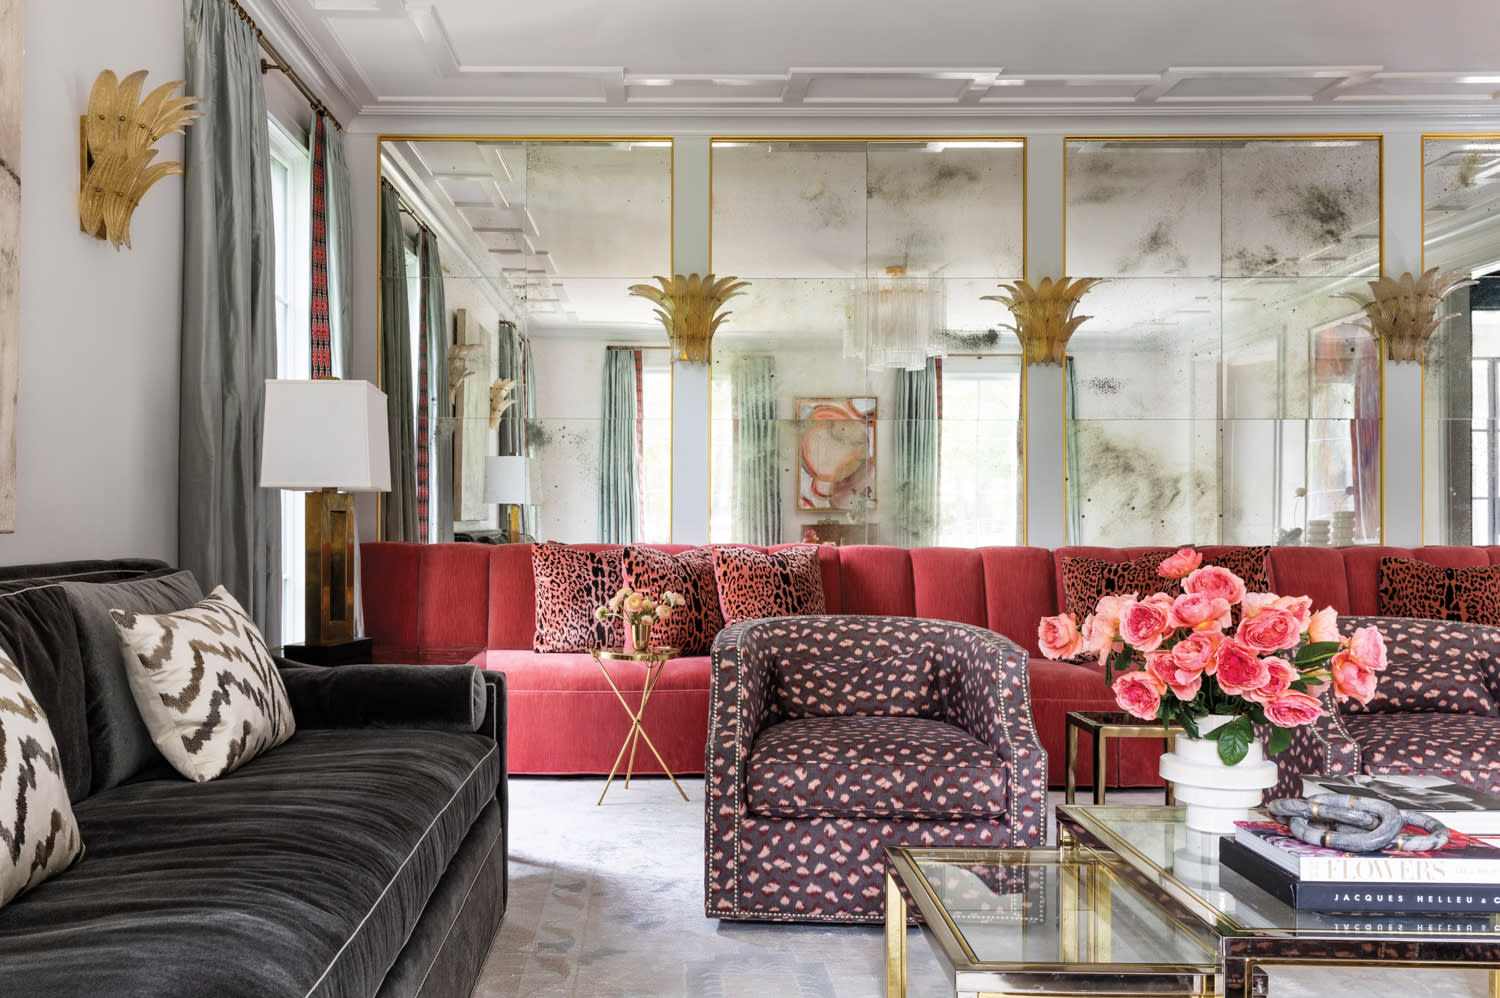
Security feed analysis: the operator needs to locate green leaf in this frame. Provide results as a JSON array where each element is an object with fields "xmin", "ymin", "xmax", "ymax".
[
  {"xmin": 1179, "ymin": 714, "xmax": 1201, "ymax": 740},
  {"xmin": 1216, "ymin": 720, "xmax": 1251, "ymax": 765},
  {"xmin": 1294, "ymin": 641, "xmax": 1342, "ymax": 665},
  {"xmin": 1266, "ymin": 725, "xmax": 1294, "ymax": 756}
]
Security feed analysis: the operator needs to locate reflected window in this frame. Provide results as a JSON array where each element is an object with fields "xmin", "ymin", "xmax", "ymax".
[
  {"xmin": 1473, "ymin": 311, "xmax": 1500, "ymax": 544},
  {"xmin": 938, "ymin": 357, "xmax": 1023, "ymax": 547},
  {"xmin": 640, "ymin": 354, "xmax": 672, "ymax": 543}
]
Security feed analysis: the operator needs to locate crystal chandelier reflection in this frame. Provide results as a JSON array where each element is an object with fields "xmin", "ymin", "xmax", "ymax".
[{"xmin": 846, "ymin": 266, "xmax": 947, "ymax": 371}]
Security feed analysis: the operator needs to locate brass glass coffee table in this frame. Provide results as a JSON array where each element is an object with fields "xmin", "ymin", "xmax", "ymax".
[{"xmin": 885, "ymin": 805, "xmax": 1500, "ymax": 997}]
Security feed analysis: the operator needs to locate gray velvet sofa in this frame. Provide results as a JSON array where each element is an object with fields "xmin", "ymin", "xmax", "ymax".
[{"xmin": 0, "ymin": 559, "xmax": 508, "ymax": 998}]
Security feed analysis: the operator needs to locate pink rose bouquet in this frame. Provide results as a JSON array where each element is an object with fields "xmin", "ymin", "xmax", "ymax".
[
  {"xmin": 1037, "ymin": 548, "xmax": 1388, "ymax": 765},
  {"xmin": 595, "ymin": 587, "xmax": 686, "ymax": 629}
]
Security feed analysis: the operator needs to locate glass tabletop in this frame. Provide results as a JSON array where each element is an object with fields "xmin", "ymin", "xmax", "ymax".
[
  {"xmin": 1058, "ymin": 805, "xmax": 1500, "ymax": 939},
  {"xmin": 889, "ymin": 846, "xmax": 1218, "ymax": 981}
]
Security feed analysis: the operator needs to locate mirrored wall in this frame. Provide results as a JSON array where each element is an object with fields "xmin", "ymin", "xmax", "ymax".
[
  {"xmin": 707, "ymin": 139, "xmax": 1027, "ymax": 547},
  {"xmin": 1063, "ymin": 137, "xmax": 1384, "ymax": 546},
  {"xmin": 1422, "ymin": 135, "xmax": 1500, "ymax": 545},
  {"xmin": 379, "ymin": 138, "xmax": 673, "ymax": 545}
]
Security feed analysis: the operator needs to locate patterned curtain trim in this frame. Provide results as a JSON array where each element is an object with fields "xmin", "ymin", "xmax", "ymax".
[
  {"xmin": 307, "ymin": 113, "xmax": 332, "ymax": 379},
  {"xmin": 415, "ymin": 231, "xmax": 432, "ymax": 543}
]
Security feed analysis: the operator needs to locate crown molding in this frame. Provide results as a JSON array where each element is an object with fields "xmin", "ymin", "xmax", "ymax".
[{"xmin": 237, "ymin": 0, "xmax": 364, "ymax": 124}]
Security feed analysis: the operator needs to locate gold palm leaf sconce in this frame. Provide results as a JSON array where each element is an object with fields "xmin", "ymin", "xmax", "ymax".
[
  {"xmin": 628, "ymin": 273, "xmax": 750, "ymax": 363},
  {"xmin": 1336, "ymin": 268, "xmax": 1478, "ymax": 364},
  {"xmin": 981, "ymin": 277, "xmax": 1105, "ymax": 366},
  {"xmin": 79, "ymin": 70, "xmax": 203, "ymax": 250}
]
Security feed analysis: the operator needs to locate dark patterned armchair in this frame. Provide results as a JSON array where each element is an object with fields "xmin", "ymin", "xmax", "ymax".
[
  {"xmin": 704, "ymin": 615, "xmax": 1048, "ymax": 924},
  {"xmin": 1272, "ymin": 616, "xmax": 1500, "ymax": 799}
]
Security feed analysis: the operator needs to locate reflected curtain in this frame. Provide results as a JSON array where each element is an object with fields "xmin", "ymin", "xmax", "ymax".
[
  {"xmin": 733, "ymin": 355, "xmax": 781, "ymax": 546},
  {"xmin": 599, "ymin": 348, "xmax": 641, "ymax": 543},
  {"xmin": 180, "ymin": 0, "xmax": 280, "ymax": 643},
  {"xmin": 496, "ymin": 321, "xmax": 537, "ymax": 540},
  {"xmin": 1064, "ymin": 359, "xmax": 1085, "ymax": 544},
  {"xmin": 892, "ymin": 358, "xmax": 942, "ymax": 546},
  {"xmin": 379, "ymin": 181, "xmax": 416, "ymax": 541},
  {"xmin": 418, "ymin": 230, "xmax": 451, "ymax": 542}
]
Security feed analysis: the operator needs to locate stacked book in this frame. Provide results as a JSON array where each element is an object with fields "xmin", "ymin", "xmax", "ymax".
[{"xmin": 1222, "ymin": 819, "xmax": 1500, "ymax": 913}]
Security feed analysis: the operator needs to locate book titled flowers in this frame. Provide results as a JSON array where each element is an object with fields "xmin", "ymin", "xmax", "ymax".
[
  {"xmin": 1234, "ymin": 819, "xmax": 1500, "ymax": 884},
  {"xmin": 1037, "ymin": 547, "xmax": 1389, "ymax": 764}
]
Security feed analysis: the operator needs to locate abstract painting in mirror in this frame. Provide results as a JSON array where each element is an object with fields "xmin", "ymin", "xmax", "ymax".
[
  {"xmin": 1063, "ymin": 136, "xmax": 1383, "ymax": 546},
  {"xmin": 708, "ymin": 138, "xmax": 1026, "ymax": 548}
]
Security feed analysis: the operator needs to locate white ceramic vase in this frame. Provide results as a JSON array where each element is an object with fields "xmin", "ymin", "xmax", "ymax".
[{"xmin": 1158, "ymin": 714, "xmax": 1278, "ymax": 834}]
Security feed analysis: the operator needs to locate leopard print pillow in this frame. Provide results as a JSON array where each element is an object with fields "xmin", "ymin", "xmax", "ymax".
[
  {"xmin": 622, "ymin": 547, "xmax": 724, "ymax": 655},
  {"xmin": 713, "ymin": 546, "xmax": 827, "ymax": 625},
  {"xmin": 1377, "ymin": 558, "xmax": 1500, "ymax": 626},
  {"xmin": 1061, "ymin": 546, "xmax": 1272, "ymax": 618},
  {"xmin": 532, "ymin": 543, "xmax": 625, "ymax": 653}
]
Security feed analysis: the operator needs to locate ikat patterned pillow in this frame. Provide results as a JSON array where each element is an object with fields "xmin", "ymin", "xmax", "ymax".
[
  {"xmin": 110, "ymin": 586, "xmax": 296, "ymax": 783},
  {"xmin": 621, "ymin": 546, "xmax": 723, "ymax": 655},
  {"xmin": 532, "ymin": 543, "xmax": 625, "ymax": 653},
  {"xmin": 1, "ymin": 648, "xmax": 84, "ymax": 907},
  {"xmin": 713, "ymin": 545, "xmax": 827, "ymax": 625},
  {"xmin": 1377, "ymin": 558, "xmax": 1500, "ymax": 627}
]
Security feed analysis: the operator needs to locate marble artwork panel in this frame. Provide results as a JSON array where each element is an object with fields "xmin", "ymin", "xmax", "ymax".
[
  {"xmin": 865, "ymin": 142, "xmax": 1024, "ymax": 279},
  {"xmin": 1220, "ymin": 139, "xmax": 1381, "ymax": 278},
  {"xmin": 711, "ymin": 142, "xmax": 867, "ymax": 279},
  {"xmin": 1065, "ymin": 141, "xmax": 1221, "ymax": 278},
  {"xmin": 0, "ymin": 0, "xmax": 20, "ymax": 532}
]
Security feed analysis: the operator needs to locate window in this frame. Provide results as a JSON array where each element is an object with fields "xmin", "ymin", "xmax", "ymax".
[
  {"xmin": 268, "ymin": 118, "xmax": 311, "ymax": 645},
  {"xmin": 1473, "ymin": 312, "xmax": 1500, "ymax": 544},
  {"xmin": 938, "ymin": 357, "xmax": 1023, "ymax": 547},
  {"xmin": 639, "ymin": 354, "xmax": 672, "ymax": 542}
]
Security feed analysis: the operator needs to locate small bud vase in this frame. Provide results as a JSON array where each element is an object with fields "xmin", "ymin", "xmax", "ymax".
[
  {"xmin": 1158, "ymin": 714, "xmax": 1278, "ymax": 834},
  {"xmin": 625, "ymin": 617, "xmax": 653, "ymax": 654}
]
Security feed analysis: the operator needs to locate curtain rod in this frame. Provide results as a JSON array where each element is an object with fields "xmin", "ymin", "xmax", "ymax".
[{"xmin": 224, "ymin": 0, "xmax": 344, "ymax": 132}]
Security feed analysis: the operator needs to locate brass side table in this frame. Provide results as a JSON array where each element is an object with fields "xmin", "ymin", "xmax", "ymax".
[
  {"xmin": 590, "ymin": 646, "xmax": 690, "ymax": 806},
  {"xmin": 1064, "ymin": 710, "xmax": 1183, "ymax": 806}
]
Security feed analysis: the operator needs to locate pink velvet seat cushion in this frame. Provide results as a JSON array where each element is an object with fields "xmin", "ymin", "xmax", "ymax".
[
  {"xmin": 745, "ymin": 716, "xmax": 1009, "ymax": 821},
  {"xmin": 470, "ymin": 649, "xmax": 711, "ymax": 694}
]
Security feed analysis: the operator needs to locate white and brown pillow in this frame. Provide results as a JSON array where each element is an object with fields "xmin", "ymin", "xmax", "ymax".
[
  {"xmin": 1, "ymin": 648, "xmax": 84, "ymax": 907},
  {"xmin": 111, "ymin": 586, "xmax": 295, "ymax": 783}
]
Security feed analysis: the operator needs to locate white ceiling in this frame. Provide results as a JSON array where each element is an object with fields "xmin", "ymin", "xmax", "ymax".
[{"xmin": 250, "ymin": 0, "xmax": 1500, "ymax": 119}]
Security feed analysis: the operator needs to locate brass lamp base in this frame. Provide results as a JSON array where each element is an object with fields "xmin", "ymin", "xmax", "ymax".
[{"xmin": 306, "ymin": 488, "xmax": 357, "ymax": 646}]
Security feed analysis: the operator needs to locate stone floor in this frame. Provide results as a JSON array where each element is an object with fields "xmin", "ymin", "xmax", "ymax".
[{"xmin": 471, "ymin": 778, "xmax": 1494, "ymax": 997}]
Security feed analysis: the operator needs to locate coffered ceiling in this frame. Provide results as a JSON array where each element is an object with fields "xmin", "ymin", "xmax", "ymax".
[{"xmin": 248, "ymin": 0, "xmax": 1500, "ymax": 120}]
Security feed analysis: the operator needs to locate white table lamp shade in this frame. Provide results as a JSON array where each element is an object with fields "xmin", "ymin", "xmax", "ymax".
[
  {"xmin": 260, "ymin": 380, "xmax": 392, "ymax": 492},
  {"xmin": 484, "ymin": 456, "xmax": 532, "ymax": 505}
]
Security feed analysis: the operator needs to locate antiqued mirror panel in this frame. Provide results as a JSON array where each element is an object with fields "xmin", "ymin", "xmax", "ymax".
[
  {"xmin": 709, "ymin": 139, "xmax": 1026, "ymax": 547},
  {"xmin": 1422, "ymin": 136, "xmax": 1500, "ymax": 546},
  {"xmin": 379, "ymin": 138, "xmax": 673, "ymax": 545},
  {"xmin": 1064, "ymin": 137, "xmax": 1383, "ymax": 547}
]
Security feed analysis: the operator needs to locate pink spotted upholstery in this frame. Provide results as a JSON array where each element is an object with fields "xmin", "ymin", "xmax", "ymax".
[
  {"xmin": 706, "ymin": 615, "xmax": 1046, "ymax": 924},
  {"xmin": 1272, "ymin": 615, "xmax": 1500, "ymax": 799}
]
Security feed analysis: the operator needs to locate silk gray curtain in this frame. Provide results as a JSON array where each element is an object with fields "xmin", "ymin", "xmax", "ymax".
[
  {"xmin": 379, "ymin": 181, "xmax": 416, "ymax": 541},
  {"xmin": 892, "ymin": 358, "xmax": 941, "ymax": 547},
  {"xmin": 320, "ymin": 115, "xmax": 354, "ymax": 379},
  {"xmin": 598, "ymin": 348, "xmax": 639, "ymax": 543},
  {"xmin": 418, "ymin": 230, "xmax": 452, "ymax": 542},
  {"xmin": 733, "ymin": 355, "xmax": 781, "ymax": 546},
  {"xmin": 521, "ymin": 336, "xmax": 538, "ymax": 539},
  {"xmin": 180, "ymin": 0, "xmax": 280, "ymax": 643}
]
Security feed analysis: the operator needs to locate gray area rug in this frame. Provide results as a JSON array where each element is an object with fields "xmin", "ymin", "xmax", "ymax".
[{"xmin": 474, "ymin": 779, "xmax": 1492, "ymax": 997}]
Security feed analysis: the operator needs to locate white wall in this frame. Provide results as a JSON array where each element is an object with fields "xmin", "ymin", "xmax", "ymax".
[{"xmin": 0, "ymin": 0, "xmax": 183, "ymax": 565}]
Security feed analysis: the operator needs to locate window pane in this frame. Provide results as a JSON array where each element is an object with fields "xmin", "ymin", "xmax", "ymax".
[{"xmin": 640, "ymin": 361, "xmax": 672, "ymax": 543}]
